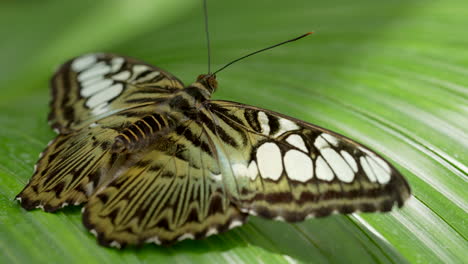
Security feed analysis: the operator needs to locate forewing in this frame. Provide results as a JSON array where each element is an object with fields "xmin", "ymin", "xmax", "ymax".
[
  {"xmin": 49, "ymin": 53, "xmax": 185, "ymax": 133},
  {"xmin": 205, "ymin": 100, "xmax": 411, "ymax": 221},
  {"xmin": 82, "ymin": 120, "xmax": 247, "ymax": 247}
]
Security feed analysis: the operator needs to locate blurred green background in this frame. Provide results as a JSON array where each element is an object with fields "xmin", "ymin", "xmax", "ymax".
[{"xmin": 0, "ymin": 0, "xmax": 466, "ymax": 263}]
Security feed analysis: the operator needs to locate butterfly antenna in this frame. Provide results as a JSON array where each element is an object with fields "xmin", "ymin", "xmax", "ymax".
[
  {"xmin": 203, "ymin": 0, "xmax": 212, "ymax": 74},
  {"xmin": 212, "ymin": 32, "xmax": 313, "ymax": 76}
]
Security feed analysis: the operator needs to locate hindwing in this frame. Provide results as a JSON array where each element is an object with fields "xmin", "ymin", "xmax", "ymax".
[
  {"xmin": 17, "ymin": 124, "xmax": 116, "ymax": 211},
  {"xmin": 82, "ymin": 120, "xmax": 247, "ymax": 247}
]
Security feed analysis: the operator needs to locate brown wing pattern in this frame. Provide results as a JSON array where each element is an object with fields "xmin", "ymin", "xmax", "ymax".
[
  {"xmin": 82, "ymin": 120, "xmax": 247, "ymax": 247},
  {"xmin": 205, "ymin": 100, "xmax": 411, "ymax": 222},
  {"xmin": 49, "ymin": 53, "xmax": 185, "ymax": 133}
]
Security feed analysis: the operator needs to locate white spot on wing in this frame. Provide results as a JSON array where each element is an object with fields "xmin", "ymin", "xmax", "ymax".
[
  {"xmin": 131, "ymin": 65, "xmax": 150, "ymax": 81},
  {"xmin": 258, "ymin": 112, "xmax": 270, "ymax": 135},
  {"xmin": 341, "ymin": 150, "xmax": 358, "ymax": 172},
  {"xmin": 111, "ymin": 57, "xmax": 124, "ymax": 72},
  {"xmin": 367, "ymin": 156, "xmax": 391, "ymax": 184},
  {"xmin": 249, "ymin": 210, "xmax": 258, "ymax": 216},
  {"xmin": 177, "ymin": 233, "xmax": 195, "ymax": 241},
  {"xmin": 284, "ymin": 150, "xmax": 313, "ymax": 182},
  {"xmin": 81, "ymin": 76, "xmax": 103, "ymax": 87},
  {"xmin": 205, "ymin": 228, "xmax": 218, "ymax": 237},
  {"xmin": 90, "ymin": 229, "xmax": 98, "ymax": 237},
  {"xmin": 314, "ymin": 136, "xmax": 329, "ymax": 150},
  {"xmin": 110, "ymin": 241, "xmax": 121, "ymax": 248},
  {"xmin": 320, "ymin": 148, "xmax": 355, "ymax": 183},
  {"xmin": 360, "ymin": 156, "xmax": 377, "ymax": 182},
  {"xmin": 370, "ymin": 154, "xmax": 391, "ymax": 174},
  {"xmin": 256, "ymin": 142, "xmax": 283, "ymax": 181},
  {"xmin": 90, "ymin": 102, "xmax": 108, "ymax": 116},
  {"xmin": 78, "ymin": 62, "xmax": 111, "ymax": 82},
  {"xmin": 16, "ymin": 197, "xmax": 22, "ymax": 202},
  {"xmin": 358, "ymin": 147, "xmax": 372, "ymax": 156},
  {"xmin": 134, "ymin": 71, "xmax": 160, "ymax": 83},
  {"xmin": 112, "ymin": 71, "xmax": 131, "ymax": 81},
  {"xmin": 321, "ymin": 133, "xmax": 339, "ymax": 146},
  {"xmin": 358, "ymin": 147, "xmax": 391, "ymax": 183},
  {"xmin": 146, "ymin": 236, "xmax": 161, "ymax": 245},
  {"xmin": 274, "ymin": 216, "xmax": 285, "ymax": 222},
  {"xmin": 316, "ymin": 156, "xmax": 334, "ymax": 181},
  {"xmin": 81, "ymin": 79, "xmax": 113, "ymax": 97},
  {"xmin": 71, "ymin": 54, "xmax": 97, "ymax": 72},
  {"xmin": 286, "ymin": 134, "xmax": 308, "ymax": 152},
  {"xmin": 228, "ymin": 220, "xmax": 243, "ymax": 229},
  {"xmin": 86, "ymin": 83, "xmax": 123, "ymax": 108},
  {"xmin": 273, "ymin": 118, "xmax": 300, "ymax": 137},
  {"xmin": 305, "ymin": 213, "xmax": 315, "ymax": 220}
]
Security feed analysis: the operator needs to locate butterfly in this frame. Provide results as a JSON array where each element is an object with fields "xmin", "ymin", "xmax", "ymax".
[{"xmin": 16, "ymin": 52, "xmax": 411, "ymax": 248}]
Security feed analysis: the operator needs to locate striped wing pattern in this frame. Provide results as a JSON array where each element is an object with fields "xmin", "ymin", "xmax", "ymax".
[
  {"xmin": 83, "ymin": 120, "xmax": 247, "ymax": 247},
  {"xmin": 17, "ymin": 128, "xmax": 114, "ymax": 211},
  {"xmin": 49, "ymin": 53, "xmax": 184, "ymax": 133},
  {"xmin": 16, "ymin": 106, "xmax": 171, "ymax": 212},
  {"xmin": 16, "ymin": 53, "xmax": 411, "ymax": 248}
]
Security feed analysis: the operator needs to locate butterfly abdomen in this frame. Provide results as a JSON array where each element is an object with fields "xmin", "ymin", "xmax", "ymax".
[{"xmin": 111, "ymin": 113, "xmax": 175, "ymax": 153}]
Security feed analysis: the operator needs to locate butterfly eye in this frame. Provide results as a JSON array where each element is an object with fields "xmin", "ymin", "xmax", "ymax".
[
  {"xmin": 196, "ymin": 74, "xmax": 218, "ymax": 93},
  {"xmin": 207, "ymin": 75, "xmax": 218, "ymax": 92}
]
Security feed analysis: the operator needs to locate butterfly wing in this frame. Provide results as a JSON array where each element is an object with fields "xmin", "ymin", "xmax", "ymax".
[
  {"xmin": 82, "ymin": 120, "xmax": 247, "ymax": 247},
  {"xmin": 49, "ymin": 53, "xmax": 184, "ymax": 133},
  {"xmin": 17, "ymin": 53, "xmax": 185, "ymax": 211},
  {"xmin": 204, "ymin": 100, "xmax": 411, "ymax": 221}
]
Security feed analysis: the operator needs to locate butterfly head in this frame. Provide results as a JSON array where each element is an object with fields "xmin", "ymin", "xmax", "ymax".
[{"xmin": 196, "ymin": 74, "xmax": 218, "ymax": 94}]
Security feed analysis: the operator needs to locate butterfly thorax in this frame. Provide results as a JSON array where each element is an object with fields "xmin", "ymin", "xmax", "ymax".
[
  {"xmin": 169, "ymin": 74, "xmax": 217, "ymax": 109},
  {"xmin": 111, "ymin": 74, "xmax": 217, "ymax": 154}
]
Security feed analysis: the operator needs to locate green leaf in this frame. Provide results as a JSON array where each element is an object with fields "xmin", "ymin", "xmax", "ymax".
[{"xmin": 0, "ymin": 0, "xmax": 466, "ymax": 263}]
